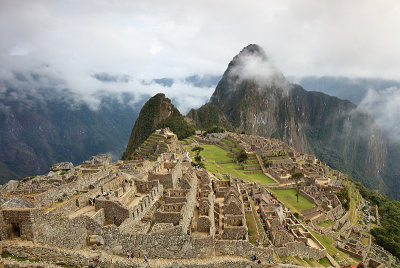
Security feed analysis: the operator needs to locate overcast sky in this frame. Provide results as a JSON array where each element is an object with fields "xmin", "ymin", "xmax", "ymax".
[{"xmin": 1, "ymin": 0, "xmax": 400, "ymax": 112}]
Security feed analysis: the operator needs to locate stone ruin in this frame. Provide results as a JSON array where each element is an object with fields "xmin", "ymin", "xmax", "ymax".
[{"xmin": 0, "ymin": 129, "xmax": 331, "ymax": 267}]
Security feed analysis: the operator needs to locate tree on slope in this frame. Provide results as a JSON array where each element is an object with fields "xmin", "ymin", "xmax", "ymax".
[{"xmin": 290, "ymin": 172, "xmax": 304, "ymax": 202}]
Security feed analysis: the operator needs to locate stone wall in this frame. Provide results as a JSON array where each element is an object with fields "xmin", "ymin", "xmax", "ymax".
[
  {"xmin": 2, "ymin": 241, "xmax": 105, "ymax": 267},
  {"xmin": 95, "ymin": 199, "xmax": 130, "ymax": 226},
  {"xmin": 2, "ymin": 208, "xmax": 36, "ymax": 241},
  {"xmin": 180, "ymin": 171, "xmax": 197, "ymax": 233},
  {"xmin": 1, "ymin": 240, "xmax": 274, "ymax": 268},
  {"xmin": 275, "ymin": 241, "xmax": 326, "ymax": 260},
  {"xmin": 33, "ymin": 169, "xmax": 111, "ymax": 208},
  {"xmin": 215, "ymin": 240, "xmax": 274, "ymax": 260},
  {"xmin": 298, "ymin": 189, "xmax": 318, "ymax": 204},
  {"xmin": 198, "ymin": 216, "xmax": 211, "ymax": 233},
  {"xmin": 222, "ymin": 226, "xmax": 247, "ymax": 240},
  {"xmin": 155, "ymin": 209, "xmax": 184, "ymax": 225},
  {"xmin": 148, "ymin": 163, "xmax": 182, "ymax": 189},
  {"xmin": 33, "ymin": 210, "xmax": 87, "ymax": 249}
]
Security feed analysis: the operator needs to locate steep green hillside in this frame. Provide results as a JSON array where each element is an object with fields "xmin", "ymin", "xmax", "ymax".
[
  {"xmin": 186, "ymin": 104, "xmax": 232, "ymax": 130},
  {"xmin": 123, "ymin": 93, "xmax": 194, "ymax": 159},
  {"xmin": 356, "ymin": 181, "xmax": 400, "ymax": 258}
]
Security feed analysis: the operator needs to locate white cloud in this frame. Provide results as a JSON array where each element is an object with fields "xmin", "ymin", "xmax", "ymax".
[
  {"xmin": 359, "ymin": 87, "xmax": 400, "ymax": 141},
  {"xmin": 0, "ymin": 0, "xmax": 400, "ymax": 111},
  {"xmin": 228, "ymin": 46, "xmax": 291, "ymax": 92}
]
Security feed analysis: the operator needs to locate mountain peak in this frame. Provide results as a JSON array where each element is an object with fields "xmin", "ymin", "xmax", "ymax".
[
  {"xmin": 123, "ymin": 93, "xmax": 194, "ymax": 159},
  {"xmin": 239, "ymin": 44, "xmax": 268, "ymax": 60}
]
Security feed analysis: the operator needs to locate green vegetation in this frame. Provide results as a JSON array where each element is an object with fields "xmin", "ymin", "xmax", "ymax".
[
  {"xmin": 310, "ymin": 230, "xmax": 361, "ymax": 266},
  {"xmin": 186, "ymin": 103, "xmax": 233, "ymax": 130},
  {"xmin": 123, "ymin": 93, "xmax": 168, "ymax": 158},
  {"xmin": 263, "ymin": 160, "xmax": 272, "ymax": 168},
  {"xmin": 191, "ymin": 146, "xmax": 204, "ymax": 156},
  {"xmin": 222, "ymin": 138, "xmax": 238, "ymax": 146},
  {"xmin": 267, "ymin": 188, "xmax": 315, "ymax": 213},
  {"xmin": 1, "ymin": 252, "xmax": 38, "ymax": 263},
  {"xmin": 318, "ymin": 257, "xmax": 331, "ymax": 267},
  {"xmin": 187, "ymin": 144, "xmax": 275, "ymax": 184},
  {"xmin": 59, "ymin": 171, "xmax": 67, "ymax": 175},
  {"xmin": 336, "ymin": 187, "xmax": 350, "ymax": 211},
  {"xmin": 157, "ymin": 115, "xmax": 195, "ymax": 140},
  {"xmin": 356, "ymin": 182, "xmax": 400, "ymax": 258},
  {"xmin": 245, "ymin": 212, "xmax": 259, "ymax": 246},
  {"xmin": 289, "ymin": 172, "xmax": 304, "ymax": 202},
  {"xmin": 236, "ymin": 149, "xmax": 248, "ymax": 163},
  {"xmin": 317, "ymin": 220, "xmax": 335, "ymax": 228},
  {"xmin": 123, "ymin": 93, "xmax": 194, "ymax": 159},
  {"xmin": 205, "ymin": 125, "xmax": 225, "ymax": 134}
]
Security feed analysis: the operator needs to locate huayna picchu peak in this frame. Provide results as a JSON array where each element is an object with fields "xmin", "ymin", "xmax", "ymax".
[{"xmin": 123, "ymin": 93, "xmax": 194, "ymax": 160}]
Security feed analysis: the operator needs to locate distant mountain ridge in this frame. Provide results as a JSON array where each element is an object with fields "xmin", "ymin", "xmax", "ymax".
[
  {"xmin": 187, "ymin": 44, "xmax": 400, "ymax": 200},
  {"xmin": 0, "ymin": 85, "xmax": 143, "ymax": 184}
]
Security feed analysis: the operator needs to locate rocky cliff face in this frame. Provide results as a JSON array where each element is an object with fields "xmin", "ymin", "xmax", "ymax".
[{"xmin": 189, "ymin": 44, "xmax": 391, "ymax": 196}]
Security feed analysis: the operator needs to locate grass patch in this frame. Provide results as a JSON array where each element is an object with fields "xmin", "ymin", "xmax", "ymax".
[
  {"xmin": 310, "ymin": 230, "xmax": 361, "ymax": 266},
  {"xmin": 1, "ymin": 252, "xmax": 38, "ymax": 262},
  {"xmin": 222, "ymin": 138, "xmax": 238, "ymax": 146},
  {"xmin": 294, "ymin": 256, "xmax": 309, "ymax": 266},
  {"xmin": 267, "ymin": 188, "xmax": 315, "ymax": 213},
  {"xmin": 245, "ymin": 212, "xmax": 259, "ymax": 246},
  {"xmin": 303, "ymin": 258, "xmax": 314, "ymax": 266},
  {"xmin": 317, "ymin": 219, "xmax": 335, "ymax": 228},
  {"xmin": 318, "ymin": 257, "xmax": 331, "ymax": 267},
  {"xmin": 195, "ymin": 145, "xmax": 276, "ymax": 184}
]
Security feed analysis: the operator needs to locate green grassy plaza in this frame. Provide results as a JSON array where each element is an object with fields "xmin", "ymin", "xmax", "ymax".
[
  {"xmin": 267, "ymin": 188, "xmax": 315, "ymax": 213},
  {"xmin": 185, "ymin": 143, "xmax": 276, "ymax": 184}
]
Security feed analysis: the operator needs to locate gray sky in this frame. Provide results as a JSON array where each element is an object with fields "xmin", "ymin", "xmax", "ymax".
[{"xmin": 1, "ymin": 0, "xmax": 400, "ymax": 112}]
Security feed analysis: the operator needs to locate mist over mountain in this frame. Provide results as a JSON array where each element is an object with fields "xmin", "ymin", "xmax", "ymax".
[
  {"xmin": 293, "ymin": 76, "xmax": 400, "ymax": 142},
  {"xmin": 188, "ymin": 44, "xmax": 400, "ymax": 200},
  {"xmin": 0, "ymin": 73, "xmax": 146, "ymax": 184}
]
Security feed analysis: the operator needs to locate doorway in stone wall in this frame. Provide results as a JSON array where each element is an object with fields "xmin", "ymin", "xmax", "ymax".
[{"xmin": 10, "ymin": 223, "xmax": 21, "ymax": 238}]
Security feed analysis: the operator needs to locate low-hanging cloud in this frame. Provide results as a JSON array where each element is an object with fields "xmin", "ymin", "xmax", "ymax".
[
  {"xmin": 359, "ymin": 87, "xmax": 400, "ymax": 141},
  {"xmin": 92, "ymin": 73, "xmax": 131, "ymax": 83},
  {"xmin": 0, "ymin": 66, "xmax": 215, "ymax": 115},
  {"xmin": 228, "ymin": 47, "xmax": 292, "ymax": 92}
]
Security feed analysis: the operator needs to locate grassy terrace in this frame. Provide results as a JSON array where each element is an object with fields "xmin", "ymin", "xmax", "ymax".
[
  {"xmin": 184, "ymin": 142, "xmax": 276, "ymax": 184},
  {"xmin": 318, "ymin": 257, "xmax": 331, "ymax": 267},
  {"xmin": 317, "ymin": 219, "xmax": 335, "ymax": 228},
  {"xmin": 310, "ymin": 230, "xmax": 361, "ymax": 267},
  {"xmin": 245, "ymin": 212, "xmax": 259, "ymax": 246},
  {"xmin": 222, "ymin": 138, "xmax": 238, "ymax": 146},
  {"xmin": 267, "ymin": 188, "xmax": 315, "ymax": 214},
  {"xmin": 200, "ymin": 145, "xmax": 276, "ymax": 184},
  {"xmin": 347, "ymin": 182, "xmax": 362, "ymax": 226},
  {"xmin": 279, "ymin": 255, "xmax": 325, "ymax": 267}
]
